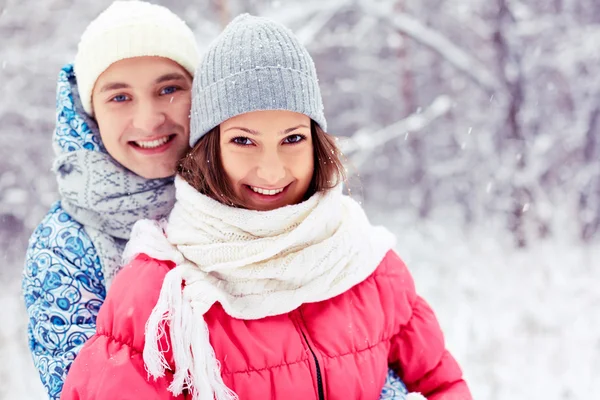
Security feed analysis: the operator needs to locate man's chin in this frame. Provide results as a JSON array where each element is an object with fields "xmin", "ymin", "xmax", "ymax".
[{"xmin": 129, "ymin": 165, "xmax": 176, "ymax": 180}]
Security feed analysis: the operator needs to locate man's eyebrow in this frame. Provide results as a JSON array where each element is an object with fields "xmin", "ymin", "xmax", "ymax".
[
  {"xmin": 155, "ymin": 72, "xmax": 189, "ymax": 84},
  {"xmin": 99, "ymin": 73, "xmax": 189, "ymax": 93},
  {"xmin": 99, "ymin": 82, "xmax": 131, "ymax": 92}
]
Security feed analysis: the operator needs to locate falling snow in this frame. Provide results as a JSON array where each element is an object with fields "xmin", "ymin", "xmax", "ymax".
[{"xmin": 1, "ymin": 1, "xmax": 598, "ymax": 400}]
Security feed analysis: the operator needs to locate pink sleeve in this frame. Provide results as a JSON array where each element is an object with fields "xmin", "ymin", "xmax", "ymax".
[
  {"xmin": 385, "ymin": 252, "xmax": 472, "ymax": 400},
  {"xmin": 60, "ymin": 334, "xmax": 183, "ymax": 400},
  {"xmin": 61, "ymin": 255, "xmax": 183, "ymax": 400}
]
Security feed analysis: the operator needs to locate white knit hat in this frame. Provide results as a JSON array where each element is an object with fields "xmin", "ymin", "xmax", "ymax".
[{"xmin": 74, "ymin": 0, "xmax": 199, "ymax": 116}]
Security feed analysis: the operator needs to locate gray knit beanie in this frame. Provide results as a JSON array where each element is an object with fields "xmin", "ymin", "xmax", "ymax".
[{"xmin": 189, "ymin": 13, "xmax": 327, "ymax": 147}]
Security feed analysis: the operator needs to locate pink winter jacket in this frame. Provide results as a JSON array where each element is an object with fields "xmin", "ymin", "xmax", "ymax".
[{"xmin": 61, "ymin": 251, "xmax": 471, "ymax": 400}]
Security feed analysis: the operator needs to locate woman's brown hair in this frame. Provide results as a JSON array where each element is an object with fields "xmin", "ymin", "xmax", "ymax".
[{"xmin": 178, "ymin": 120, "xmax": 346, "ymax": 208}]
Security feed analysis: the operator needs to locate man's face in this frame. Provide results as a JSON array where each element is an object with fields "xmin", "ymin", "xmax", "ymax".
[{"xmin": 91, "ymin": 56, "xmax": 192, "ymax": 179}]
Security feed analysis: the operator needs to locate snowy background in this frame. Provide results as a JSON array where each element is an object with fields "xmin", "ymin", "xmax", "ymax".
[{"xmin": 1, "ymin": 0, "xmax": 599, "ymax": 399}]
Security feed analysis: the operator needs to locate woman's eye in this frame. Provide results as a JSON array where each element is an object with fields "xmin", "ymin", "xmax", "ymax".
[
  {"xmin": 284, "ymin": 134, "xmax": 306, "ymax": 144},
  {"xmin": 232, "ymin": 137, "xmax": 253, "ymax": 146},
  {"xmin": 110, "ymin": 94, "xmax": 129, "ymax": 103},
  {"xmin": 161, "ymin": 86, "xmax": 179, "ymax": 95}
]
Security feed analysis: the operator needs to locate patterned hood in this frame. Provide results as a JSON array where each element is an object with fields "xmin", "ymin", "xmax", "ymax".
[{"xmin": 53, "ymin": 64, "xmax": 105, "ymax": 156}]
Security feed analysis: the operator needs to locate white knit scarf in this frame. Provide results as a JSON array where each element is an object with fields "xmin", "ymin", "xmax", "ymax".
[{"xmin": 123, "ymin": 176, "xmax": 397, "ymax": 400}]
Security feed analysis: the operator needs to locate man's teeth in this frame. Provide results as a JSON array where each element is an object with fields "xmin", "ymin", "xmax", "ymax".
[
  {"xmin": 135, "ymin": 136, "xmax": 170, "ymax": 149},
  {"xmin": 251, "ymin": 186, "xmax": 284, "ymax": 196}
]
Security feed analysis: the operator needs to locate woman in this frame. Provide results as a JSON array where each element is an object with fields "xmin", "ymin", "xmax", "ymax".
[{"xmin": 62, "ymin": 14, "xmax": 470, "ymax": 400}]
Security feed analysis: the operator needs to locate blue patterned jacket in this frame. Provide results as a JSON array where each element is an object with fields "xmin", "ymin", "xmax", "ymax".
[{"xmin": 22, "ymin": 65, "xmax": 106, "ymax": 400}]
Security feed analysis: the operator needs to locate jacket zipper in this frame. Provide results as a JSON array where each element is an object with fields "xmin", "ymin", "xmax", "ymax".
[{"xmin": 297, "ymin": 313, "xmax": 325, "ymax": 400}]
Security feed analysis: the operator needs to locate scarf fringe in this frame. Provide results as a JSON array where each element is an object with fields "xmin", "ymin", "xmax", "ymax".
[
  {"xmin": 188, "ymin": 310, "xmax": 239, "ymax": 400},
  {"xmin": 143, "ymin": 267, "xmax": 181, "ymax": 380},
  {"xmin": 144, "ymin": 266, "xmax": 238, "ymax": 400}
]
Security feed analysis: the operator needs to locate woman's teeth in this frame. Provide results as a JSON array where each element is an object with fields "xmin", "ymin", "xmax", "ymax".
[
  {"xmin": 134, "ymin": 136, "xmax": 170, "ymax": 149},
  {"xmin": 250, "ymin": 186, "xmax": 284, "ymax": 196}
]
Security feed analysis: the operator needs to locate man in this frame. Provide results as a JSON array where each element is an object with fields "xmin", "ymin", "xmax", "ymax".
[{"xmin": 22, "ymin": 1, "xmax": 199, "ymax": 398}]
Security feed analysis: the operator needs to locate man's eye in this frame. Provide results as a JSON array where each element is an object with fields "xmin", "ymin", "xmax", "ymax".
[
  {"xmin": 110, "ymin": 94, "xmax": 129, "ymax": 102},
  {"xmin": 161, "ymin": 86, "xmax": 179, "ymax": 95}
]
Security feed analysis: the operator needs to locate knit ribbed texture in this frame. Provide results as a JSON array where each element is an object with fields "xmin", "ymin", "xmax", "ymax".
[
  {"xmin": 75, "ymin": 0, "xmax": 199, "ymax": 115},
  {"xmin": 189, "ymin": 13, "xmax": 326, "ymax": 147}
]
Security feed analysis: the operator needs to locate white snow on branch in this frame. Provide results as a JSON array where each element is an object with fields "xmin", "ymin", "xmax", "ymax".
[
  {"xmin": 339, "ymin": 95, "xmax": 452, "ymax": 166},
  {"xmin": 262, "ymin": 0, "xmax": 348, "ymax": 45},
  {"xmin": 360, "ymin": 1, "xmax": 502, "ymax": 93}
]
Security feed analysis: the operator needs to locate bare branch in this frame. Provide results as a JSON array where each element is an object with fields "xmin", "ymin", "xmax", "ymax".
[
  {"xmin": 261, "ymin": 0, "xmax": 348, "ymax": 45},
  {"xmin": 339, "ymin": 95, "xmax": 452, "ymax": 167},
  {"xmin": 359, "ymin": 2, "xmax": 502, "ymax": 94}
]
